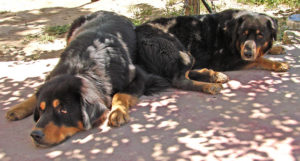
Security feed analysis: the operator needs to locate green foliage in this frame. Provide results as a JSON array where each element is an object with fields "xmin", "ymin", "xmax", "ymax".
[
  {"xmin": 277, "ymin": 17, "xmax": 289, "ymax": 41},
  {"xmin": 129, "ymin": 0, "xmax": 184, "ymax": 26},
  {"xmin": 23, "ymin": 33, "xmax": 55, "ymax": 44},
  {"xmin": 0, "ymin": 10, "xmax": 10, "ymax": 14},
  {"xmin": 43, "ymin": 24, "xmax": 70, "ymax": 36},
  {"xmin": 237, "ymin": 0, "xmax": 300, "ymax": 8}
]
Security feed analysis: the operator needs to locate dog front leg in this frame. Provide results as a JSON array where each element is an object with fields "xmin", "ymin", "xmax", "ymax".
[
  {"xmin": 108, "ymin": 93, "xmax": 138, "ymax": 127},
  {"xmin": 188, "ymin": 68, "xmax": 229, "ymax": 83},
  {"xmin": 255, "ymin": 57, "xmax": 289, "ymax": 72},
  {"xmin": 6, "ymin": 95, "xmax": 36, "ymax": 121}
]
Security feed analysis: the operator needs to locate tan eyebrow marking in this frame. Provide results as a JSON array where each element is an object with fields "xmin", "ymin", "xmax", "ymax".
[
  {"xmin": 52, "ymin": 99, "xmax": 60, "ymax": 108},
  {"xmin": 40, "ymin": 101, "xmax": 46, "ymax": 110}
]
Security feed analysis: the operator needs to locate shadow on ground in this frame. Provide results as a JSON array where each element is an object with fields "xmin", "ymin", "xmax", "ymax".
[
  {"xmin": 0, "ymin": 45, "xmax": 299, "ymax": 160},
  {"xmin": 0, "ymin": 3, "xmax": 93, "ymax": 61}
]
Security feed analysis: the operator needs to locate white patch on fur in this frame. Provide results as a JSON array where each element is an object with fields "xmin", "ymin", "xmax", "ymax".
[
  {"xmin": 234, "ymin": 10, "xmax": 258, "ymax": 19},
  {"xmin": 192, "ymin": 20, "xmax": 198, "ymax": 26},
  {"xmin": 179, "ymin": 51, "xmax": 192, "ymax": 65},
  {"xmin": 86, "ymin": 39, "xmax": 113, "ymax": 95},
  {"xmin": 81, "ymin": 107, "xmax": 92, "ymax": 130},
  {"xmin": 128, "ymin": 64, "xmax": 136, "ymax": 82},
  {"xmin": 199, "ymin": 16, "xmax": 206, "ymax": 22},
  {"xmin": 116, "ymin": 32, "xmax": 132, "ymax": 64},
  {"xmin": 150, "ymin": 19, "xmax": 177, "ymax": 34}
]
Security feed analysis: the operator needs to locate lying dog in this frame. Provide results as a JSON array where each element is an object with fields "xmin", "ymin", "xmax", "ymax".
[
  {"xmin": 5, "ymin": 11, "xmax": 168, "ymax": 147},
  {"xmin": 135, "ymin": 9, "xmax": 289, "ymax": 94}
]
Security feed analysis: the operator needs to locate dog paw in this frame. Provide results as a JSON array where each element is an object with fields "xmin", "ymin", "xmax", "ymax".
[
  {"xmin": 212, "ymin": 72, "xmax": 229, "ymax": 83},
  {"xmin": 203, "ymin": 83, "xmax": 223, "ymax": 95},
  {"xmin": 6, "ymin": 108, "xmax": 28, "ymax": 121},
  {"xmin": 274, "ymin": 62, "xmax": 289, "ymax": 72},
  {"xmin": 268, "ymin": 45, "xmax": 286, "ymax": 55},
  {"xmin": 108, "ymin": 106, "xmax": 130, "ymax": 127}
]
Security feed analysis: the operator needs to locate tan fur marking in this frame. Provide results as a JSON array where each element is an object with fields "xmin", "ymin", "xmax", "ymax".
[
  {"xmin": 268, "ymin": 45, "xmax": 285, "ymax": 55},
  {"xmin": 52, "ymin": 99, "xmax": 60, "ymax": 108},
  {"xmin": 6, "ymin": 95, "xmax": 37, "ymax": 121},
  {"xmin": 185, "ymin": 70, "xmax": 191, "ymax": 80},
  {"xmin": 40, "ymin": 102, "xmax": 46, "ymax": 110},
  {"xmin": 243, "ymin": 57, "xmax": 289, "ymax": 72},
  {"xmin": 108, "ymin": 93, "xmax": 138, "ymax": 127},
  {"xmin": 34, "ymin": 121, "xmax": 84, "ymax": 145}
]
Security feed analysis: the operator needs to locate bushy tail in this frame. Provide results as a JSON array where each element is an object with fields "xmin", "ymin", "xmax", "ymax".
[{"xmin": 144, "ymin": 74, "xmax": 170, "ymax": 96}]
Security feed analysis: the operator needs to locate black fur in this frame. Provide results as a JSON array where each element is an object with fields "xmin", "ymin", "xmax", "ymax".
[
  {"xmin": 31, "ymin": 11, "xmax": 168, "ymax": 147},
  {"xmin": 135, "ymin": 9, "xmax": 278, "ymax": 90}
]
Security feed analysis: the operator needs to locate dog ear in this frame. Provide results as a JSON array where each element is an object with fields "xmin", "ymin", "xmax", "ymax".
[
  {"xmin": 33, "ymin": 91, "xmax": 41, "ymax": 122},
  {"xmin": 223, "ymin": 16, "xmax": 244, "ymax": 49},
  {"xmin": 33, "ymin": 107, "xmax": 40, "ymax": 122},
  {"xmin": 78, "ymin": 76, "xmax": 109, "ymax": 130},
  {"xmin": 266, "ymin": 16, "xmax": 278, "ymax": 41}
]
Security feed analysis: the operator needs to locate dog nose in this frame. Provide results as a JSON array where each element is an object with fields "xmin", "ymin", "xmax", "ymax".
[
  {"xmin": 244, "ymin": 50, "xmax": 253, "ymax": 58},
  {"xmin": 31, "ymin": 130, "xmax": 44, "ymax": 141}
]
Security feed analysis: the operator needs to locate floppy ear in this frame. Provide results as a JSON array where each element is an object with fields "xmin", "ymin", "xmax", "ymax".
[
  {"xmin": 78, "ymin": 76, "xmax": 109, "ymax": 130},
  {"xmin": 33, "ymin": 107, "xmax": 40, "ymax": 122},
  {"xmin": 223, "ymin": 17, "xmax": 244, "ymax": 49},
  {"xmin": 33, "ymin": 91, "xmax": 41, "ymax": 122},
  {"xmin": 266, "ymin": 16, "xmax": 278, "ymax": 41}
]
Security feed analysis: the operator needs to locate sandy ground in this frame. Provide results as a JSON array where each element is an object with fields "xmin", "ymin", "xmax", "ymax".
[{"xmin": 1, "ymin": 0, "xmax": 300, "ymax": 161}]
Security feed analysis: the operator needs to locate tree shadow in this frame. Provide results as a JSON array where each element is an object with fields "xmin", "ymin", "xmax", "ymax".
[
  {"xmin": 0, "ymin": 4, "xmax": 92, "ymax": 61},
  {"xmin": 0, "ymin": 6, "xmax": 299, "ymax": 159},
  {"xmin": 0, "ymin": 45, "xmax": 295, "ymax": 160}
]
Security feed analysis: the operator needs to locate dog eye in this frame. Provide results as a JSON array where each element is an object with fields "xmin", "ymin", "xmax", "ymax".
[{"xmin": 60, "ymin": 107, "xmax": 68, "ymax": 114}]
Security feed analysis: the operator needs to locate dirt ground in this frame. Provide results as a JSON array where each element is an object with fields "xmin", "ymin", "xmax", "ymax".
[
  {"xmin": 0, "ymin": 0, "xmax": 296, "ymax": 61},
  {"xmin": 0, "ymin": 0, "xmax": 172, "ymax": 61}
]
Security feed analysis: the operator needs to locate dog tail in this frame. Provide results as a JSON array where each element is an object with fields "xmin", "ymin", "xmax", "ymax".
[{"xmin": 144, "ymin": 74, "xmax": 170, "ymax": 96}]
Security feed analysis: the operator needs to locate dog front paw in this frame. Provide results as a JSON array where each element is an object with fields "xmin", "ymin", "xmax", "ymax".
[
  {"xmin": 203, "ymin": 83, "xmax": 223, "ymax": 95},
  {"xmin": 274, "ymin": 62, "xmax": 289, "ymax": 72},
  {"xmin": 108, "ymin": 106, "xmax": 130, "ymax": 127},
  {"xmin": 6, "ymin": 108, "xmax": 29, "ymax": 121},
  {"xmin": 212, "ymin": 72, "xmax": 229, "ymax": 83},
  {"xmin": 268, "ymin": 45, "xmax": 286, "ymax": 55}
]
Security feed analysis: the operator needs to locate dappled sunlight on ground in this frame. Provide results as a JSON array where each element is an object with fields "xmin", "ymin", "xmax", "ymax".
[{"xmin": 0, "ymin": 46, "xmax": 299, "ymax": 160}]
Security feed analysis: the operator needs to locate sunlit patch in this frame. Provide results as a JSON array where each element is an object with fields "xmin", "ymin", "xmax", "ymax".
[
  {"xmin": 90, "ymin": 149, "xmax": 101, "ymax": 154},
  {"xmin": 105, "ymin": 147, "xmax": 114, "ymax": 154},
  {"xmin": 130, "ymin": 124, "xmax": 145, "ymax": 133},
  {"xmin": 121, "ymin": 138, "xmax": 129, "ymax": 143},
  {"xmin": 72, "ymin": 134, "xmax": 94, "ymax": 144},
  {"xmin": 141, "ymin": 136, "xmax": 150, "ymax": 143},
  {"xmin": 52, "ymin": 99, "xmax": 60, "ymax": 108},
  {"xmin": 40, "ymin": 101, "xmax": 46, "ymax": 110},
  {"xmin": 46, "ymin": 151, "xmax": 63, "ymax": 159},
  {"xmin": 227, "ymin": 80, "xmax": 242, "ymax": 90},
  {"xmin": 157, "ymin": 119, "xmax": 179, "ymax": 130}
]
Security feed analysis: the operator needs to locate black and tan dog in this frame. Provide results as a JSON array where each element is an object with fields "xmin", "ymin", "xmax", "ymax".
[
  {"xmin": 5, "ymin": 11, "xmax": 168, "ymax": 147},
  {"xmin": 135, "ymin": 9, "xmax": 289, "ymax": 94}
]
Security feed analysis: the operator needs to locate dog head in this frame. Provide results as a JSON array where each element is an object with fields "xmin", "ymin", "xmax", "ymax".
[
  {"xmin": 31, "ymin": 75, "xmax": 109, "ymax": 147},
  {"xmin": 227, "ymin": 11, "xmax": 277, "ymax": 61}
]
